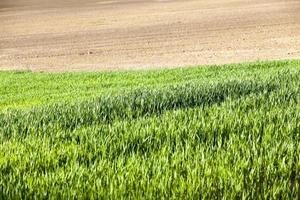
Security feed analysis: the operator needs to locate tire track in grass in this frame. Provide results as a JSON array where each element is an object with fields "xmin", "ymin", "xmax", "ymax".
[{"xmin": 0, "ymin": 78, "xmax": 279, "ymax": 139}]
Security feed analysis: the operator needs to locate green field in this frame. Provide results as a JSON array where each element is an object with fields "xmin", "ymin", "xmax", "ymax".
[{"xmin": 1, "ymin": 60, "xmax": 300, "ymax": 199}]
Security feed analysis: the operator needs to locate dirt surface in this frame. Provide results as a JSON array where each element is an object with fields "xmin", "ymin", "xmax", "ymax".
[{"xmin": 0, "ymin": 0, "xmax": 300, "ymax": 72}]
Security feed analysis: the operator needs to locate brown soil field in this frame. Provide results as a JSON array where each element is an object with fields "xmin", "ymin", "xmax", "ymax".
[{"xmin": 0, "ymin": 0, "xmax": 300, "ymax": 72}]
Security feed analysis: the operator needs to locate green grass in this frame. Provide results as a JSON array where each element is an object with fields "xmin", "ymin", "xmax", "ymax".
[
  {"xmin": 0, "ymin": 60, "xmax": 300, "ymax": 199},
  {"xmin": 0, "ymin": 60, "xmax": 293, "ymax": 110}
]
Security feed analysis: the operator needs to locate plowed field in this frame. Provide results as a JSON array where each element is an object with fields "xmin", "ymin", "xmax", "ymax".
[{"xmin": 0, "ymin": 0, "xmax": 299, "ymax": 71}]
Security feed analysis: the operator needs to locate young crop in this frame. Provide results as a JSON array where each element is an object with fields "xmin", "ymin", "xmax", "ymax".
[{"xmin": 0, "ymin": 60, "xmax": 299, "ymax": 199}]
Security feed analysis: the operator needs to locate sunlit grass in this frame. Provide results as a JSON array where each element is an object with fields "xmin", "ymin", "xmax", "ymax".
[{"xmin": 0, "ymin": 60, "xmax": 299, "ymax": 199}]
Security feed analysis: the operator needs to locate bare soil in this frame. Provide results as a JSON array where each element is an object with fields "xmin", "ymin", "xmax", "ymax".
[{"xmin": 0, "ymin": 0, "xmax": 300, "ymax": 72}]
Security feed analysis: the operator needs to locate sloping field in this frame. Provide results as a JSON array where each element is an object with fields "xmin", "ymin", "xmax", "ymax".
[
  {"xmin": 0, "ymin": 0, "xmax": 300, "ymax": 71},
  {"xmin": 0, "ymin": 60, "xmax": 300, "ymax": 198}
]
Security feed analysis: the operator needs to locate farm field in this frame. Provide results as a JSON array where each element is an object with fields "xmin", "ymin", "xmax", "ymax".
[
  {"xmin": 0, "ymin": 60, "xmax": 300, "ymax": 198},
  {"xmin": 1, "ymin": 0, "xmax": 300, "ymax": 71}
]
